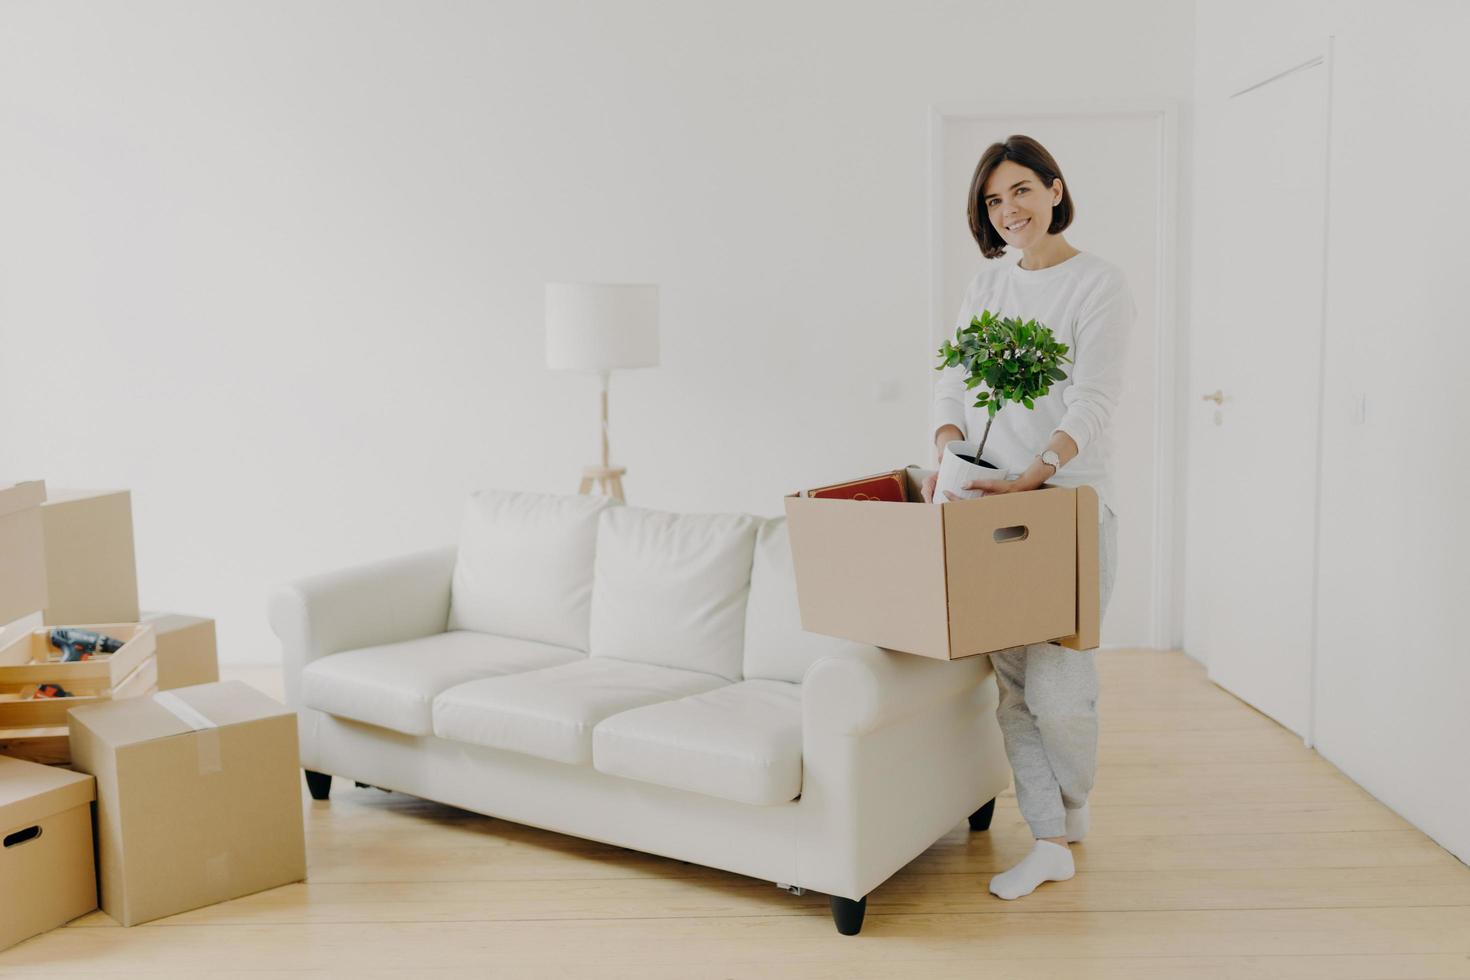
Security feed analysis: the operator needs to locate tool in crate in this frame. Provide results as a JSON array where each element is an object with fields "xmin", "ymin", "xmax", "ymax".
[{"xmin": 48, "ymin": 627, "xmax": 125, "ymax": 663}]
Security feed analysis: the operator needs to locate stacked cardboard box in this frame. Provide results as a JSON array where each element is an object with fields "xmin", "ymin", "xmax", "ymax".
[
  {"xmin": 69, "ymin": 680, "xmax": 307, "ymax": 926},
  {"xmin": 0, "ymin": 481, "xmax": 302, "ymax": 944},
  {"xmin": 0, "ymin": 482, "xmax": 69, "ymax": 764},
  {"xmin": 0, "ymin": 755, "xmax": 98, "ymax": 952},
  {"xmin": 0, "ymin": 484, "xmax": 157, "ymax": 764},
  {"xmin": 0, "ymin": 482, "xmax": 49, "ymax": 626},
  {"xmin": 785, "ymin": 466, "xmax": 1101, "ymax": 660},
  {"xmin": 0, "ymin": 481, "xmax": 150, "ymax": 948},
  {"xmin": 39, "ymin": 490, "xmax": 220, "ymax": 689},
  {"xmin": 141, "ymin": 611, "xmax": 221, "ymax": 690},
  {"xmin": 1, "ymin": 678, "xmax": 310, "ymax": 943},
  {"xmin": 0, "ymin": 483, "xmax": 221, "ymax": 764}
]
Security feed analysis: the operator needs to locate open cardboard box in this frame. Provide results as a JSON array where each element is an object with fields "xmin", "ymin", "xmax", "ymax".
[
  {"xmin": 0, "ymin": 481, "xmax": 49, "ymax": 626},
  {"xmin": 0, "ymin": 482, "xmax": 193, "ymax": 764},
  {"xmin": 784, "ymin": 466, "xmax": 1099, "ymax": 660},
  {"xmin": 140, "ymin": 612, "xmax": 220, "ymax": 691},
  {"xmin": 41, "ymin": 488, "xmax": 141, "ymax": 626}
]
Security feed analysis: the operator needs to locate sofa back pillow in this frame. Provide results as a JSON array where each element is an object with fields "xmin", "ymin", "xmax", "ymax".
[
  {"xmin": 447, "ymin": 489, "xmax": 614, "ymax": 652},
  {"xmin": 589, "ymin": 506, "xmax": 759, "ymax": 681},
  {"xmin": 743, "ymin": 516, "xmax": 881, "ymax": 684}
]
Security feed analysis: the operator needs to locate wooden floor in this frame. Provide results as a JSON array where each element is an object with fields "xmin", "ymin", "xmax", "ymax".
[{"xmin": 3, "ymin": 650, "xmax": 1468, "ymax": 979}]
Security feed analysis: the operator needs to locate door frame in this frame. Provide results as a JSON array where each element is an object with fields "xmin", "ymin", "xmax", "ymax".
[{"xmin": 926, "ymin": 100, "xmax": 1182, "ymax": 650}]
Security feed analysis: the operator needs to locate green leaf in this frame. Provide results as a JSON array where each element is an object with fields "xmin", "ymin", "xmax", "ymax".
[{"xmin": 935, "ymin": 308, "xmax": 1065, "ymax": 416}]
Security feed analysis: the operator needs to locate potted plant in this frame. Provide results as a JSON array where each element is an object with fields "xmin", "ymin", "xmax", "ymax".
[{"xmin": 932, "ymin": 309, "xmax": 1071, "ymax": 500}]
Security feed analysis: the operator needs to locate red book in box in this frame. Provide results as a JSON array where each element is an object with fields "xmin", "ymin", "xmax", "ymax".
[{"xmin": 803, "ymin": 470, "xmax": 908, "ymax": 503}]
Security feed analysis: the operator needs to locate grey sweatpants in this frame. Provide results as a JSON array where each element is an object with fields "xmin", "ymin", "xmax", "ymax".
[{"xmin": 989, "ymin": 504, "xmax": 1119, "ymax": 840}]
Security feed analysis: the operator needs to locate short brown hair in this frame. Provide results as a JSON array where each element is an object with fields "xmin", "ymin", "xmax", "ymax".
[{"xmin": 966, "ymin": 135, "xmax": 1075, "ymax": 259}]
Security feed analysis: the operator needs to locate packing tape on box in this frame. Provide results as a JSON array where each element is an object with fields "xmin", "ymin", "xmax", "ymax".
[{"xmin": 152, "ymin": 691, "xmax": 223, "ymax": 776}]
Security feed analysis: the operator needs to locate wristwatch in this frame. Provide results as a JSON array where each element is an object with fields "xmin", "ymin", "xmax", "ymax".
[{"xmin": 1037, "ymin": 450, "xmax": 1061, "ymax": 476}]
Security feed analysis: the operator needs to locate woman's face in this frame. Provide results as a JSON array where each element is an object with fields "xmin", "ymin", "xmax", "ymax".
[{"xmin": 981, "ymin": 160, "xmax": 1062, "ymax": 249}]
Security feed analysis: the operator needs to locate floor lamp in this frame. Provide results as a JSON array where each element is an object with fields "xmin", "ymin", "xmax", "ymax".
[{"xmin": 545, "ymin": 282, "xmax": 660, "ymax": 502}]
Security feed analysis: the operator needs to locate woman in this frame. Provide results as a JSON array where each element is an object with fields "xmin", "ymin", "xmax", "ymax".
[{"xmin": 923, "ymin": 134, "xmax": 1134, "ymax": 900}]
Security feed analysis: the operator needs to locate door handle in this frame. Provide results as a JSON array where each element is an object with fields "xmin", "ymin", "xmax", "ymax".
[{"xmin": 1201, "ymin": 389, "xmax": 1224, "ymax": 405}]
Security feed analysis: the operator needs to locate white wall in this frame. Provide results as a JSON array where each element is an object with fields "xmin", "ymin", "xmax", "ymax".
[
  {"xmin": 1313, "ymin": 1, "xmax": 1470, "ymax": 865},
  {"xmin": 1189, "ymin": 0, "xmax": 1470, "ymax": 862},
  {"xmin": 0, "ymin": 0, "xmax": 1194, "ymax": 665}
]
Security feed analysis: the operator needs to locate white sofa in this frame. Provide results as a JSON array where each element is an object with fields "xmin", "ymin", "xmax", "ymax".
[{"xmin": 267, "ymin": 489, "xmax": 1010, "ymax": 935}]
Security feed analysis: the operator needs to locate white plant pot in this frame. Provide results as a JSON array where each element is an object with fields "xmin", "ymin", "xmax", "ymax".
[{"xmin": 933, "ymin": 440, "xmax": 1018, "ymax": 504}]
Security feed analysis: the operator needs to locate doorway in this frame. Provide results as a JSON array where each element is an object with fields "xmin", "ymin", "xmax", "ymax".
[
  {"xmin": 930, "ymin": 104, "xmax": 1179, "ymax": 650},
  {"xmin": 1183, "ymin": 57, "xmax": 1331, "ymax": 738}
]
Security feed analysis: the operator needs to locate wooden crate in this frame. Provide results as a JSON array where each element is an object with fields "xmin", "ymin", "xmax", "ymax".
[
  {"xmin": 0, "ymin": 624, "xmax": 157, "ymax": 762},
  {"xmin": 0, "ymin": 725, "xmax": 70, "ymax": 766}
]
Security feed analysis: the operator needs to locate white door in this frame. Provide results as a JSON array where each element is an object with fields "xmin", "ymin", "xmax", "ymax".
[
  {"xmin": 936, "ymin": 111, "xmax": 1165, "ymax": 648},
  {"xmin": 1184, "ymin": 59, "xmax": 1329, "ymax": 736}
]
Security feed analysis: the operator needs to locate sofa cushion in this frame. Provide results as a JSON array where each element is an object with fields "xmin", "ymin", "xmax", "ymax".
[
  {"xmin": 743, "ymin": 516, "xmax": 882, "ymax": 684},
  {"xmin": 300, "ymin": 630, "xmax": 585, "ymax": 736},
  {"xmin": 593, "ymin": 679, "xmax": 803, "ymax": 806},
  {"xmin": 432, "ymin": 657, "xmax": 727, "ymax": 765},
  {"xmin": 447, "ymin": 489, "xmax": 615, "ymax": 652},
  {"xmin": 589, "ymin": 506, "xmax": 759, "ymax": 681}
]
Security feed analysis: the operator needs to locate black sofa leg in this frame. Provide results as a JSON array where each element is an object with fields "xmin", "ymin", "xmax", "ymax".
[
  {"xmin": 968, "ymin": 797, "xmax": 996, "ymax": 832},
  {"xmin": 830, "ymin": 895, "xmax": 867, "ymax": 935},
  {"xmin": 304, "ymin": 769, "xmax": 332, "ymax": 801}
]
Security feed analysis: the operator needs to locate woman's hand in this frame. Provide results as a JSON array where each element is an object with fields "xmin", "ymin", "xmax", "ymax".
[
  {"xmin": 920, "ymin": 470, "xmax": 939, "ymax": 503},
  {"xmin": 922, "ymin": 427, "xmax": 964, "ymax": 503},
  {"xmin": 942, "ymin": 470, "xmax": 1047, "ymax": 501}
]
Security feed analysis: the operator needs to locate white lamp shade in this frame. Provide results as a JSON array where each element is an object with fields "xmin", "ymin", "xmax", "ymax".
[{"xmin": 545, "ymin": 282, "xmax": 660, "ymax": 372}]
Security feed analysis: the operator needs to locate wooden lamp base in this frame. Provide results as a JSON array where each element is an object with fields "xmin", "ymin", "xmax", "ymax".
[
  {"xmin": 576, "ymin": 372, "xmax": 629, "ymax": 502},
  {"xmin": 578, "ymin": 465, "xmax": 626, "ymax": 502}
]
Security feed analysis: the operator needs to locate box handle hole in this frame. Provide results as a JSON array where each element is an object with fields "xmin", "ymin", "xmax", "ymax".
[
  {"xmin": 993, "ymin": 524, "xmax": 1030, "ymax": 543},
  {"xmin": 3, "ymin": 825, "xmax": 41, "ymax": 848}
]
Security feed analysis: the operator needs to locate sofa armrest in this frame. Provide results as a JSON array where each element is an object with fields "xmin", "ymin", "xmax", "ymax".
[
  {"xmin": 796, "ymin": 646, "xmax": 1007, "ymax": 901},
  {"xmin": 802, "ymin": 646, "xmax": 993, "ymax": 736},
  {"xmin": 267, "ymin": 545, "xmax": 458, "ymax": 705}
]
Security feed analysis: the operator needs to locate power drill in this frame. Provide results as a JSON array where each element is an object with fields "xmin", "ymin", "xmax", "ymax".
[{"xmin": 48, "ymin": 627, "xmax": 124, "ymax": 663}]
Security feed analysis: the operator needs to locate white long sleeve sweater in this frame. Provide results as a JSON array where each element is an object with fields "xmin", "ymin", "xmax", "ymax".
[{"xmin": 932, "ymin": 251, "xmax": 1135, "ymax": 517}]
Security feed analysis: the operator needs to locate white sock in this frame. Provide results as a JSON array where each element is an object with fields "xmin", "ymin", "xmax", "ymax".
[
  {"xmin": 988, "ymin": 840, "xmax": 1075, "ymax": 901},
  {"xmin": 1065, "ymin": 803, "xmax": 1089, "ymax": 843}
]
